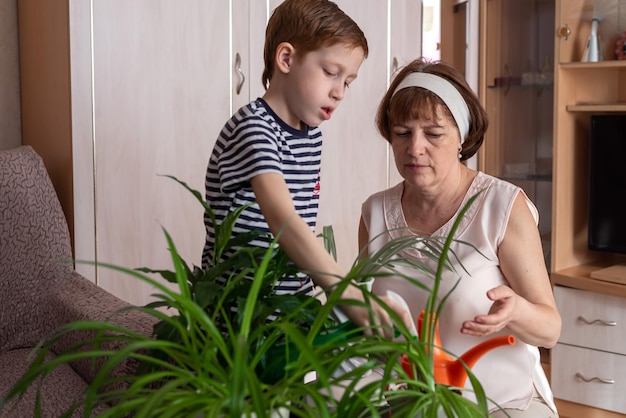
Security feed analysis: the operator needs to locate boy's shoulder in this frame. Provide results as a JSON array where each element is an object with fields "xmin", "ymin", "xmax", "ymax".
[
  {"xmin": 228, "ymin": 98, "xmax": 322, "ymax": 143},
  {"xmin": 224, "ymin": 99, "xmax": 276, "ymax": 134},
  {"xmin": 232, "ymin": 98, "xmax": 270, "ymax": 122}
]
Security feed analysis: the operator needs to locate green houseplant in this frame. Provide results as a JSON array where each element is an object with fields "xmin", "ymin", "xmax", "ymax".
[{"xmin": 1, "ymin": 177, "xmax": 495, "ymax": 417}]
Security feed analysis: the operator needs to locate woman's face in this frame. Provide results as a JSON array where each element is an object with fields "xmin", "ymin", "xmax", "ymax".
[{"xmin": 390, "ymin": 104, "xmax": 461, "ymax": 190}]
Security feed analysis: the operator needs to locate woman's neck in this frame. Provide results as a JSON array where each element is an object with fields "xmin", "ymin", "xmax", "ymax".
[{"xmin": 401, "ymin": 166, "xmax": 476, "ymax": 235}]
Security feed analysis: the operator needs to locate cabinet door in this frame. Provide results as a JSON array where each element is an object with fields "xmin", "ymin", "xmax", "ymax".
[
  {"xmin": 480, "ymin": 0, "xmax": 555, "ymax": 268},
  {"xmin": 557, "ymin": 0, "xmax": 626, "ymax": 65},
  {"xmin": 317, "ymin": 1, "xmax": 421, "ymax": 270},
  {"xmin": 316, "ymin": 0, "xmax": 389, "ymax": 270},
  {"xmin": 232, "ymin": 0, "xmax": 254, "ymax": 114},
  {"xmin": 552, "ymin": 343, "xmax": 626, "ymax": 414},
  {"xmin": 554, "ymin": 286, "xmax": 626, "ymax": 355},
  {"xmin": 73, "ymin": 1, "xmax": 231, "ymax": 306},
  {"xmin": 232, "ymin": 0, "xmax": 283, "ymax": 113},
  {"xmin": 388, "ymin": 1, "xmax": 423, "ymax": 187}
]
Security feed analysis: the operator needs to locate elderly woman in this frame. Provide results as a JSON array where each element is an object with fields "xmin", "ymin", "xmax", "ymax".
[{"xmin": 359, "ymin": 58, "xmax": 561, "ymax": 417}]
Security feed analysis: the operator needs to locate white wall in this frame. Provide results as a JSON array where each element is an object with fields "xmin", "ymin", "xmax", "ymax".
[{"xmin": 0, "ymin": 0, "xmax": 21, "ymax": 150}]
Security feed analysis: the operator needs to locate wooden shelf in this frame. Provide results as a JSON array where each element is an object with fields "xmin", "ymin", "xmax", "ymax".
[
  {"xmin": 552, "ymin": 263, "xmax": 626, "ymax": 298},
  {"xmin": 555, "ymin": 398, "xmax": 626, "ymax": 418},
  {"xmin": 560, "ymin": 60, "xmax": 626, "ymax": 69},
  {"xmin": 566, "ymin": 103, "xmax": 626, "ymax": 112}
]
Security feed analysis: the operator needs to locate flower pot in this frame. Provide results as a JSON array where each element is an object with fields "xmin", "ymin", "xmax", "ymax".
[
  {"xmin": 246, "ymin": 406, "xmax": 289, "ymax": 418},
  {"xmin": 358, "ymin": 277, "xmax": 374, "ymax": 292},
  {"xmin": 258, "ymin": 320, "xmax": 357, "ymax": 384}
]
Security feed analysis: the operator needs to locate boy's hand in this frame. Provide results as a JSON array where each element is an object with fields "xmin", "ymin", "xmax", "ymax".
[{"xmin": 338, "ymin": 285, "xmax": 413, "ymax": 339}]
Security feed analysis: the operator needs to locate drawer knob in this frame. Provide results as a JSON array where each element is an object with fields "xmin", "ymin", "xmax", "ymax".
[
  {"xmin": 575, "ymin": 372, "xmax": 615, "ymax": 385},
  {"xmin": 577, "ymin": 316, "xmax": 617, "ymax": 326}
]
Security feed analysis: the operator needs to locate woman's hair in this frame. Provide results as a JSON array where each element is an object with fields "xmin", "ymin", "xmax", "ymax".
[
  {"xmin": 262, "ymin": 0, "xmax": 368, "ymax": 89},
  {"xmin": 375, "ymin": 58, "xmax": 488, "ymax": 160}
]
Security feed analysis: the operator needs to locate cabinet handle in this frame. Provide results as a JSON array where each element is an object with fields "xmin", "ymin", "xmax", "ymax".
[
  {"xmin": 234, "ymin": 52, "xmax": 245, "ymax": 95},
  {"xmin": 503, "ymin": 64, "xmax": 511, "ymax": 96},
  {"xmin": 557, "ymin": 24, "xmax": 571, "ymax": 41},
  {"xmin": 391, "ymin": 57, "xmax": 398, "ymax": 78},
  {"xmin": 577, "ymin": 316, "xmax": 617, "ymax": 326},
  {"xmin": 575, "ymin": 372, "xmax": 615, "ymax": 385}
]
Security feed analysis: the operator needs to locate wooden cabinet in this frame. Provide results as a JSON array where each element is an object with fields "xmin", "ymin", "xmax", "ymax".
[
  {"xmin": 552, "ymin": 0, "xmax": 626, "ymax": 276},
  {"xmin": 550, "ymin": 0, "xmax": 626, "ymax": 416},
  {"xmin": 552, "ymin": 285, "xmax": 626, "ymax": 416},
  {"xmin": 19, "ymin": 0, "xmax": 421, "ymax": 306},
  {"xmin": 551, "ymin": 285, "xmax": 626, "ymax": 417},
  {"xmin": 479, "ymin": 0, "xmax": 555, "ymax": 268},
  {"xmin": 479, "ymin": 0, "xmax": 626, "ymax": 416}
]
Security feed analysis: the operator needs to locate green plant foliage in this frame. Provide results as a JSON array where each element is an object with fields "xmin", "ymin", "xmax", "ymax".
[{"xmin": 0, "ymin": 177, "xmax": 497, "ymax": 418}]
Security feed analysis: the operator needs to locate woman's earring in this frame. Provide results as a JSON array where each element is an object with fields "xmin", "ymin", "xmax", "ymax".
[{"xmin": 458, "ymin": 148, "xmax": 462, "ymax": 159}]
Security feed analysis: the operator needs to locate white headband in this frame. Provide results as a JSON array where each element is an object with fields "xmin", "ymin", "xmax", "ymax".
[{"xmin": 391, "ymin": 72, "xmax": 470, "ymax": 143}]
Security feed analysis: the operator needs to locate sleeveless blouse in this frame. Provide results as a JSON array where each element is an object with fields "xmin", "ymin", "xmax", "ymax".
[{"xmin": 361, "ymin": 171, "xmax": 556, "ymax": 413}]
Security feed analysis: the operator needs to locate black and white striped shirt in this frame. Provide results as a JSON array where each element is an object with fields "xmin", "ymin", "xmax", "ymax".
[{"xmin": 202, "ymin": 98, "xmax": 322, "ymax": 296}]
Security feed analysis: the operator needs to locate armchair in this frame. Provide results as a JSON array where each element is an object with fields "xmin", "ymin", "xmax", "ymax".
[{"xmin": 0, "ymin": 146, "xmax": 155, "ymax": 417}]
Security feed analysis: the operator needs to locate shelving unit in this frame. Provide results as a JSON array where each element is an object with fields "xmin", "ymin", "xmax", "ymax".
[
  {"xmin": 551, "ymin": 6, "xmax": 626, "ymax": 275},
  {"xmin": 480, "ymin": 1, "xmax": 626, "ymax": 416},
  {"xmin": 551, "ymin": 0, "xmax": 626, "ymax": 416}
]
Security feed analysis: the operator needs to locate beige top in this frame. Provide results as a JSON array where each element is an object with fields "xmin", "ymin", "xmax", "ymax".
[{"xmin": 361, "ymin": 171, "xmax": 556, "ymax": 413}]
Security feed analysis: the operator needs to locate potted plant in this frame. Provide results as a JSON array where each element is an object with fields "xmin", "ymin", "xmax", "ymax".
[{"xmin": 1, "ymin": 177, "xmax": 495, "ymax": 417}]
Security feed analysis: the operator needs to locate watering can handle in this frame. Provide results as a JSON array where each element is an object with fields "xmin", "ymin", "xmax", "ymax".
[{"xmin": 386, "ymin": 291, "xmax": 418, "ymax": 337}]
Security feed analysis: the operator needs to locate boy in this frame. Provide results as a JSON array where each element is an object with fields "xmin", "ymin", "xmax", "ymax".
[{"xmin": 202, "ymin": 0, "xmax": 406, "ymax": 336}]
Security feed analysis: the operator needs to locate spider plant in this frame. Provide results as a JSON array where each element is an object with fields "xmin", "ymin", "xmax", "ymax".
[{"xmin": 1, "ymin": 177, "xmax": 495, "ymax": 417}]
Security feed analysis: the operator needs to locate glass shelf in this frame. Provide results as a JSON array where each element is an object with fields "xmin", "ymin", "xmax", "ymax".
[
  {"xmin": 500, "ymin": 174, "xmax": 553, "ymax": 182},
  {"xmin": 487, "ymin": 82, "xmax": 554, "ymax": 89}
]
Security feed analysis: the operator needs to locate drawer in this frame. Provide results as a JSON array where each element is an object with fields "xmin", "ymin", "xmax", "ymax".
[
  {"xmin": 552, "ymin": 343, "xmax": 626, "ymax": 414},
  {"xmin": 554, "ymin": 286, "xmax": 626, "ymax": 355}
]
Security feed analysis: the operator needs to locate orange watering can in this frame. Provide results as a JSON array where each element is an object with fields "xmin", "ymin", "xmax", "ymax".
[{"xmin": 400, "ymin": 311, "xmax": 515, "ymax": 388}]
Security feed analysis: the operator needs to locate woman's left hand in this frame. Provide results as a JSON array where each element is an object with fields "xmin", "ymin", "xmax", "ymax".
[{"xmin": 460, "ymin": 285, "xmax": 518, "ymax": 337}]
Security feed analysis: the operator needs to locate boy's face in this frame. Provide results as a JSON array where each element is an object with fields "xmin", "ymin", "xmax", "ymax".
[{"xmin": 284, "ymin": 43, "xmax": 365, "ymax": 128}]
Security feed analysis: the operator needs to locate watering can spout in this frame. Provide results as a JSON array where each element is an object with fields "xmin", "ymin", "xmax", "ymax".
[
  {"xmin": 401, "ymin": 311, "xmax": 515, "ymax": 388},
  {"xmin": 446, "ymin": 334, "xmax": 516, "ymax": 387}
]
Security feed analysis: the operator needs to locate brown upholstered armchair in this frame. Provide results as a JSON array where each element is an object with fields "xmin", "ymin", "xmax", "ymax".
[{"xmin": 0, "ymin": 146, "xmax": 155, "ymax": 417}]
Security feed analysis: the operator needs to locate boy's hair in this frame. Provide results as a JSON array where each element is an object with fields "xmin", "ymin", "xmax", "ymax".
[
  {"xmin": 262, "ymin": 0, "xmax": 368, "ymax": 89},
  {"xmin": 375, "ymin": 57, "xmax": 488, "ymax": 161}
]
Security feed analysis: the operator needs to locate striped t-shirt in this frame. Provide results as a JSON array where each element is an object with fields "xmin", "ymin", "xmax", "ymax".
[{"xmin": 202, "ymin": 98, "xmax": 322, "ymax": 296}]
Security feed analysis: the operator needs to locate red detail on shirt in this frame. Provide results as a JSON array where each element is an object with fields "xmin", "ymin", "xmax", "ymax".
[{"xmin": 313, "ymin": 180, "xmax": 321, "ymax": 197}]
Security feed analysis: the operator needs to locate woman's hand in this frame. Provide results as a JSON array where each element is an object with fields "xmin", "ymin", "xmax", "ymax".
[{"xmin": 460, "ymin": 285, "xmax": 518, "ymax": 337}]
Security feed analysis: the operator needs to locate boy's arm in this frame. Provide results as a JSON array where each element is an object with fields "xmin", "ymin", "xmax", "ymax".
[
  {"xmin": 250, "ymin": 172, "xmax": 343, "ymax": 288},
  {"xmin": 251, "ymin": 172, "xmax": 413, "ymax": 336}
]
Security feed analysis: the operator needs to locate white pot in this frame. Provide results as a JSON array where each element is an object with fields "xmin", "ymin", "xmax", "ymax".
[{"xmin": 245, "ymin": 406, "xmax": 289, "ymax": 418}]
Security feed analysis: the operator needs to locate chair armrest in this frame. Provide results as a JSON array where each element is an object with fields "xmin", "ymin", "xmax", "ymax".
[{"xmin": 49, "ymin": 271, "xmax": 157, "ymax": 385}]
